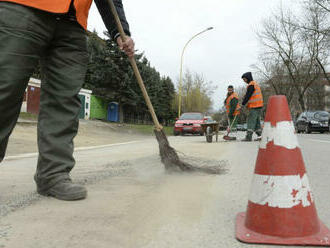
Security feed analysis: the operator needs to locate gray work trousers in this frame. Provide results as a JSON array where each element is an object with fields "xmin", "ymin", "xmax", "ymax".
[{"xmin": 0, "ymin": 2, "xmax": 88, "ymax": 191}]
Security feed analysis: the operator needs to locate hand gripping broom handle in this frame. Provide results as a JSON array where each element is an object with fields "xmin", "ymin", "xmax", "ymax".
[{"xmin": 107, "ymin": 0, "xmax": 162, "ymax": 130}]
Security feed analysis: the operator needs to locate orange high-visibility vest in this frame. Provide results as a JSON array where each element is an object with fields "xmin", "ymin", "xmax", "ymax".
[
  {"xmin": 247, "ymin": 81, "xmax": 263, "ymax": 109},
  {"xmin": 226, "ymin": 92, "xmax": 240, "ymax": 116},
  {"xmin": 1, "ymin": 0, "xmax": 92, "ymax": 29}
]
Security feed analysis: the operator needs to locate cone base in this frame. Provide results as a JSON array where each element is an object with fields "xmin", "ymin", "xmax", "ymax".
[{"xmin": 236, "ymin": 212, "xmax": 330, "ymax": 246}]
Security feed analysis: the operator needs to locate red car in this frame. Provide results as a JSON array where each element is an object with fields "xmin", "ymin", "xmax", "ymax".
[{"xmin": 173, "ymin": 112, "xmax": 205, "ymax": 136}]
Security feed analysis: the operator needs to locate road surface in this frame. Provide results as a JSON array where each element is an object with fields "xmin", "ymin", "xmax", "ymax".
[{"xmin": 0, "ymin": 131, "xmax": 329, "ymax": 248}]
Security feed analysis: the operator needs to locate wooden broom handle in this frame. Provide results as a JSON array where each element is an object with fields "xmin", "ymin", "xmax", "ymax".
[{"xmin": 107, "ymin": 0, "xmax": 162, "ymax": 130}]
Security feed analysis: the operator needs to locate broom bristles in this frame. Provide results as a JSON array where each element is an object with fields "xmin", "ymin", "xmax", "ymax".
[{"xmin": 154, "ymin": 129, "xmax": 222, "ymax": 174}]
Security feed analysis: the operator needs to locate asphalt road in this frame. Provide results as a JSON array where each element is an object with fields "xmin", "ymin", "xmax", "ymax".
[
  {"xmin": 0, "ymin": 132, "xmax": 329, "ymax": 248},
  {"xmin": 296, "ymin": 132, "xmax": 330, "ymax": 226}
]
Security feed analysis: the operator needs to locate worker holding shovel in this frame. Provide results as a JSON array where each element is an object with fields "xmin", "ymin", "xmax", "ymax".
[
  {"xmin": 0, "ymin": 0, "xmax": 134, "ymax": 201},
  {"xmin": 223, "ymin": 85, "xmax": 240, "ymax": 141}
]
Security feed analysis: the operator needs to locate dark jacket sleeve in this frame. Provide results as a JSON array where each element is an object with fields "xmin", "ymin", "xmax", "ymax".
[
  {"xmin": 229, "ymin": 98, "xmax": 238, "ymax": 117},
  {"xmin": 242, "ymin": 85, "xmax": 254, "ymax": 106},
  {"xmin": 94, "ymin": 0, "xmax": 131, "ymax": 40}
]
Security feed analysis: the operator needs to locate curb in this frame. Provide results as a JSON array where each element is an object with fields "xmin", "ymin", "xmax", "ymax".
[{"xmin": 17, "ymin": 119, "xmax": 37, "ymax": 124}]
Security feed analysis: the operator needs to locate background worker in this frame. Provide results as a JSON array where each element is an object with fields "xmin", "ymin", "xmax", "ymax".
[
  {"xmin": 224, "ymin": 85, "xmax": 240, "ymax": 135},
  {"xmin": 0, "ymin": 0, "xmax": 134, "ymax": 201},
  {"xmin": 241, "ymin": 72, "xmax": 263, "ymax": 142}
]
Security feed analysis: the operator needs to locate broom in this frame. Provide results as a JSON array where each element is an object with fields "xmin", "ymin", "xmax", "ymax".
[
  {"xmin": 223, "ymin": 114, "xmax": 238, "ymax": 141},
  {"xmin": 107, "ymin": 0, "xmax": 221, "ymax": 174}
]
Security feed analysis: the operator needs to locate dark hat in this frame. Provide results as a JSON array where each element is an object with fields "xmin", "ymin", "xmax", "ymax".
[{"xmin": 241, "ymin": 72, "xmax": 253, "ymax": 82}]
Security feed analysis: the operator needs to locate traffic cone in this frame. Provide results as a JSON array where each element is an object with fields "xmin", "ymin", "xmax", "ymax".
[{"xmin": 236, "ymin": 95, "xmax": 330, "ymax": 246}]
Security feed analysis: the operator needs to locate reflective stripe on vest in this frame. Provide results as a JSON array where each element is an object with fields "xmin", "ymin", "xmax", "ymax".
[
  {"xmin": 1, "ymin": 0, "xmax": 92, "ymax": 29},
  {"xmin": 226, "ymin": 92, "xmax": 240, "ymax": 116},
  {"xmin": 247, "ymin": 81, "xmax": 263, "ymax": 108}
]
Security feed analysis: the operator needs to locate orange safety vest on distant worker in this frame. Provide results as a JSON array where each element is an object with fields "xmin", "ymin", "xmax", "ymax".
[
  {"xmin": 1, "ymin": 0, "xmax": 92, "ymax": 29},
  {"xmin": 247, "ymin": 81, "xmax": 263, "ymax": 109},
  {"xmin": 226, "ymin": 92, "xmax": 240, "ymax": 116}
]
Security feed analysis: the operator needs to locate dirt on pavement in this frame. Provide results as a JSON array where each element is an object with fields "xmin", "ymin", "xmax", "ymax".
[{"xmin": 1, "ymin": 119, "xmax": 235, "ymax": 248}]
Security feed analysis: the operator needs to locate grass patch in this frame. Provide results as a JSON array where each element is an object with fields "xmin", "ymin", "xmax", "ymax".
[
  {"xmin": 19, "ymin": 112, "xmax": 38, "ymax": 120},
  {"xmin": 126, "ymin": 124, "xmax": 173, "ymax": 136}
]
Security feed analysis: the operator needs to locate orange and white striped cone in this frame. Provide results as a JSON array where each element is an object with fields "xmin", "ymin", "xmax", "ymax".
[{"xmin": 236, "ymin": 95, "xmax": 330, "ymax": 246}]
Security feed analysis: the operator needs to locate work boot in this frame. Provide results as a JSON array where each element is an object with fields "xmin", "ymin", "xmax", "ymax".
[
  {"xmin": 256, "ymin": 131, "xmax": 262, "ymax": 137},
  {"xmin": 255, "ymin": 130, "xmax": 262, "ymax": 141},
  {"xmin": 37, "ymin": 179, "xmax": 87, "ymax": 201},
  {"xmin": 241, "ymin": 137, "xmax": 252, "ymax": 142}
]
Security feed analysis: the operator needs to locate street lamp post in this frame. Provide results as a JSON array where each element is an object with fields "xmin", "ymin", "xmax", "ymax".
[{"xmin": 178, "ymin": 27, "xmax": 213, "ymax": 117}]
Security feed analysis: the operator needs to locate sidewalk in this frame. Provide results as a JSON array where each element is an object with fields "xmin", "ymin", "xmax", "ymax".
[{"xmin": 7, "ymin": 119, "xmax": 146, "ymax": 156}]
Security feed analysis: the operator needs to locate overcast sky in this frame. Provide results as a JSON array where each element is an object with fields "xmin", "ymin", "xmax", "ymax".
[{"xmin": 87, "ymin": 0, "xmax": 296, "ymax": 111}]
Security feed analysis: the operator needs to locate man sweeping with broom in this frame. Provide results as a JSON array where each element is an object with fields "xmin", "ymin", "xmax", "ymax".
[
  {"xmin": 223, "ymin": 85, "xmax": 240, "ymax": 140},
  {"xmin": 0, "ymin": 0, "xmax": 134, "ymax": 201},
  {"xmin": 0, "ymin": 0, "xmax": 221, "ymax": 203}
]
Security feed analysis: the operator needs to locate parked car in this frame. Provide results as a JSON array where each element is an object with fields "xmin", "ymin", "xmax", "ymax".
[
  {"xmin": 296, "ymin": 111, "xmax": 329, "ymax": 134},
  {"xmin": 173, "ymin": 112, "xmax": 205, "ymax": 136}
]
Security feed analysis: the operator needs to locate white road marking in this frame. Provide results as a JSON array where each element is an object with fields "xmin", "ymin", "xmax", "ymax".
[
  {"xmin": 249, "ymin": 173, "xmax": 313, "ymax": 208},
  {"xmin": 3, "ymin": 152, "xmax": 39, "ymax": 161},
  {"xmin": 260, "ymin": 121, "xmax": 299, "ymax": 149},
  {"xmin": 74, "ymin": 141, "xmax": 140, "ymax": 151},
  {"xmin": 308, "ymin": 139, "xmax": 330, "ymax": 144},
  {"xmin": 3, "ymin": 141, "xmax": 140, "ymax": 161}
]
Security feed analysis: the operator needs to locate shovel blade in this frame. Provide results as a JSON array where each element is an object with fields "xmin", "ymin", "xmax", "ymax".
[{"xmin": 223, "ymin": 135, "xmax": 237, "ymax": 141}]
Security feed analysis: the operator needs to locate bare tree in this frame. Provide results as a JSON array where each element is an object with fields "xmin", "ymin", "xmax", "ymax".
[
  {"xmin": 252, "ymin": 55, "xmax": 296, "ymax": 105},
  {"xmin": 301, "ymin": 1, "xmax": 330, "ymax": 84},
  {"xmin": 174, "ymin": 70, "xmax": 216, "ymax": 114},
  {"xmin": 291, "ymin": 1, "xmax": 330, "ymax": 84},
  {"xmin": 313, "ymin": 0, "xmax": 330, "ymax": 13},
  {"xmin": 256, "ymin": 4, "xmax": 328, "ymax": 112}
]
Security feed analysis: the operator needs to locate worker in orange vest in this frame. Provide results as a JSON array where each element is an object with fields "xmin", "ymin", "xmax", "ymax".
[
  {"xmin": 0, "ymin": 0, "xmax": 134, "ymax": 201},
  {"xmin": 241, "ymin": 72, "xmax": 263, "ymax": 142},
  {"xmin": 224, "ymin": 85, "xmax": 240, "ymax": 135}
]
